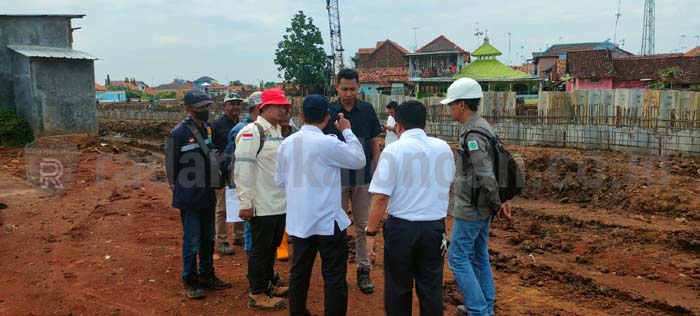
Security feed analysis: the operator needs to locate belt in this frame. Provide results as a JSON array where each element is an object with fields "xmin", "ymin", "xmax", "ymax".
[{"xmin": 387, "ymin": 214, "xmax": 444, "ymax": 222}]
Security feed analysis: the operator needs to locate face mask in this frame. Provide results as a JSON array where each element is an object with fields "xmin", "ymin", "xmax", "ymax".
[{"xmin": 193, "ymin": 110, "xmax": 209, "ymax": 122}]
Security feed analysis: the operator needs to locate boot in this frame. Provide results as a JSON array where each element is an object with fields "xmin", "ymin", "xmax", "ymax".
[
  {"xmin": 198, "ymin": 272, "xmax": 232, "ymax": 290},
  {"xmin": 357, "ymin": 268, "xmax": 374, "ymax": 294},
  {"xmin": 270, "ymin": 284, "xmax": 288, "ymax": 297},
  {"xmin": 218, "ymin": 241, "xmax": 234, "ymax": 255},
  {"xmin": 248, "ymin": 293, "xmax": 287, "ymax": 310},
  {"xmin": 182, "ymin": 275, "xmax": 205, "ymax": 299},
  {"xmin": 276, "ymin": 232, "xmax": 289, "ymax": 261}
]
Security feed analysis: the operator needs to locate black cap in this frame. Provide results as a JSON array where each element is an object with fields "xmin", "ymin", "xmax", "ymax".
[
  {"xmin": 302, "ymin": 94, "xmax": 329, "ymax": 121},
  {"xmin": 184, "ymin": 89, "xmax": 214, "ymax": 107},
  {"xmin": 386, "ymin": 101, "xmax": 398, "ymax": 109}
]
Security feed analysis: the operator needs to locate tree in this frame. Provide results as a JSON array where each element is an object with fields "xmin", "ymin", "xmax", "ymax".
[
  {"xmin": 658, "ymin": 67, "xmax": 683, "ymax": 90},
  {"xmin": 264, "ymin": 81, "xmax": 276, "ymax": 88},
  {"xmin": 229, "ymin": 80, "xmax": 243, "ymax": 86},
  {"xmin": 105, "ymin": 74, "xmax": 111, "ymax": 86},
  {"xmin": 124, "ymin": 77, "xmax": 129, "ymax": 83},
  {"xmin": 274, "ymin": 11, "xmax": 327, "ymax": 95}
]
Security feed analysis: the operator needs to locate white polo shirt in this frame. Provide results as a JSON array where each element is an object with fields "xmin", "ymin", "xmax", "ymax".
[
  {"xmin": 369, "ymin": 129, "xmax": 455, "ymax": 221},
  {"xmin": 275, "ymin": 125, "xmax": 366, "ymax": 238}
]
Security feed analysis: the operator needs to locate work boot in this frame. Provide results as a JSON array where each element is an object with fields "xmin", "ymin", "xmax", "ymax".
[
  {"xmin": 218, "ymin": 241, "xmax": 234, "ymax": 255},
  {"xmin": 248, "ymin": 293, "xmax": 287, "ymax": 310},
  {"xmin": 270, "ymin": 284, "xmax": 288, "ymax": 297},
  {"xmin": 357, "ymin": 268, "xmax": 374, "ymax": 294},
  {"xmin": 198, "ymin": 272, "xmax": 232, "ymax": 290},
  {"xmin": 456, "ymin": 305, "xmax": 467, "ymax": 316},
  {"xmin": 182, "ymin": 275, "xmax": 205, "ymax": 299}
]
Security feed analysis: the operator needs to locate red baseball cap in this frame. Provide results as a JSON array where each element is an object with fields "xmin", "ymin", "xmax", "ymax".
[{"xmin": 259, "ymin": 88, "xmax": 291, "ymax": 110}]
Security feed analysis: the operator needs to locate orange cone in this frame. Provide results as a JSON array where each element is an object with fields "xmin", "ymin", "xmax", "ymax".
[{"xmin": 277, "ymin": 232, "xmax": 289, "ymax": 261}]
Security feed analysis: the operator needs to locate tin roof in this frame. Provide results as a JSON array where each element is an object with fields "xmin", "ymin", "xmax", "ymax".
[
  {"xmin": 0, "ymin": 14, "xmax": 85, "ymax": 18},
  {"xmin": 7, "ymin": 45, "xmax": 97, "ymax": 60}
]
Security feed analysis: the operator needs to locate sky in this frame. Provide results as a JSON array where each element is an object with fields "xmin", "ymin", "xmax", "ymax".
[{"xmin": 5, "ymin": 0, "xmax": 700, "ymax": 87}]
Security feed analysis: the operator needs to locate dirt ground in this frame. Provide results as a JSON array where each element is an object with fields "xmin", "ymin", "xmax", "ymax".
[{"xmin": 0, "ymin": 128, "xmax": 699, "ymax": 316}]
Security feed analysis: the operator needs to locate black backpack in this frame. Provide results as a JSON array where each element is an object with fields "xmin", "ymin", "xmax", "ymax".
[{"xmin": 462, "ymin": 128, "xmax": 524, "ymax": 203}]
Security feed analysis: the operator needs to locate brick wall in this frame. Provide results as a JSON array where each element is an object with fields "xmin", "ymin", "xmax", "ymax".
[{"xmin": 358, "ymin": 44, "xmax": 407, "ymax": 69}]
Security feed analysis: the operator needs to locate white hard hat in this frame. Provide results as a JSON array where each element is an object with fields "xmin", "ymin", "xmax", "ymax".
[
  {"xmin": 246, "ymin": 91, "xmax": 263, "ymax": 107},
  {"xmin": 224, "ymin": 92, "xmax": 243, "ymax": 104},
  {"xmin": 440, "ymin": 77, "xmax": 484, "ymax": 105}
]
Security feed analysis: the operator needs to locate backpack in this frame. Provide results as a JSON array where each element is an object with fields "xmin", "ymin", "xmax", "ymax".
[{"xmin": 462, "ymin": 128, "xmax": 524, "ymax": 204}]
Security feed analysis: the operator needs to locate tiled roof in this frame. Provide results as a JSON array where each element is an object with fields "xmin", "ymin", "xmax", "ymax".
[
  {"xmin": 685, "ymin": 47, "xmax": 700, "ymax": 57},
  {"xmin": 110, "ymin": 81, "xmax": 138, "ymax": 90},
  {"xmin": 153, "ymin": 80, "xmax": 185, "ymax": 90},
  {"xmin": 357, "ymin": 67, "xmax": 409, "ymax": 88},
  {"xmin": 540, "ymin": 42, "xmax": 601, "ymax": 57},
  {"xmin": 567, "ymin": 49, "xmax": 700, "ymax": 83},
  {"xmin": 567, "ymin": 49, "xmax": 613, "ymax": 78},
  {"xmin": 95, "ymin": 83, "xmax": 107, "ymax": 91},
  {"xmin": 357, "ymin": 39, "xmax": 409, "ymax": 56},
  {"xmin": 415, "ymin": 35, "xmax": 466, "ymax": 54}
]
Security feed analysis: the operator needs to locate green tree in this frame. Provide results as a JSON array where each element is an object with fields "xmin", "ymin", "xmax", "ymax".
[
  {"xmin": 658, "ymin": 67, "xmax": 683, "ymax": 90},
  {"xmin": 105, "ymin": 74, "xmax": 111, "ymax": 86},
  {"xmin": 264, "ymin": 81, "xmax": 276, "ymax": 88},
  {"xmin": 124, "ymin": 77, "xmax": 129, "ymax": 83},
  {"xmin": 274, "ymin": 11, "xmax": 327, "ymax": 95},
  {"xmin": 229, "ymin": 80, "xmax": 243, "ymax": 86}
]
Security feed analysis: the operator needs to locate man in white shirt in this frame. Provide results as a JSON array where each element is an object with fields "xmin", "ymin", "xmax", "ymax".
[
  {"xmin": 276, "ymin": 94, "xmax": 366, "ymax": 316},
  {"xmin": 234, "ymin": 88, "xmax": 289, "ymax": 311},
  {"xmin": 384, "ymin": 101, "xmax": 398, "ymax": 147},
  {"xmin": 366, "ymin": 100, "xmax": 456, "ymax": 316}
]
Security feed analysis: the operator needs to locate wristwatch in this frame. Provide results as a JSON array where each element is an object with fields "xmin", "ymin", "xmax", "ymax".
[{"xmin": 365, "ymin": 226, "xmax": 378, "ymax": 237}]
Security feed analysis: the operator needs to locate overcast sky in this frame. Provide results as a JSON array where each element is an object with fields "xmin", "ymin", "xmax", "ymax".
[{"xmin": 5, "ymin": 0, "xmax": 700, "ymax": 86}]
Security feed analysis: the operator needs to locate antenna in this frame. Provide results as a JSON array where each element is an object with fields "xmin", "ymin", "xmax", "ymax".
[
  {"xmin": 411, "ymin": 26, "xmax": 420, "ymax": 52},
  {"xmin": 613, "ymin": 0, "xmax": 622, "ymax": 44},
  {"xmin": 641, "ymin": 0, "xmax": 655, "ymax": 55},
  {"xmin": 678, "ymin": 35, "xmax": 687, "ymax": 53},
  {"xmin": 474, "ymin": 21, "xmax": 484, "ymax": 47},
  {"xmin": 508, "ymin": 32, "xmax": 512, "ymax": 65},
  {"xmin": 695, "ymin": 35, "xmax": 700, "ymax": 47}
]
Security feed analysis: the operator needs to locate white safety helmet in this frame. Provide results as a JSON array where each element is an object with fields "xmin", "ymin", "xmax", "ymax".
[{"xmin": 440, "ymin": 77, "xmax": 484, "ymax": 105}]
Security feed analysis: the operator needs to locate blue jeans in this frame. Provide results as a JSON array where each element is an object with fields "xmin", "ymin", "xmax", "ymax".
[
  {"xmin": 180, "ymin": 207, "xmax": 215, "ymax": 279},
  {"xmin": 244, "ymin": 221, "xmax": 251, "ymax": 252},
  {"xmin": 448, "ymin": 218, "xmax": 495, "ymax": 316}
]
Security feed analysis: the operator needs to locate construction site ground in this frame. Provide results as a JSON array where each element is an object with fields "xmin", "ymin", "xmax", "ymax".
[{"xmin": 0, "ymin": 121, "xmax": 699, "ymax": 316}]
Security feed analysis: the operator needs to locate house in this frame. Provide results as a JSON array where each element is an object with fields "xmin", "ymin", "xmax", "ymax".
[
  {"xmin": 455, "ymin": 37, "xmax": 542, "ymax": 94},
  {"xmin": 407, "ymin": 35, "xmax": 470, "ymax": 97},
  {"xmin": 532, "ymin": 40, "xmax": 632, "ymax": 82},
  {"xmin": 96, "ymin": 90, "xmax": 126, "ymax": 103},
  {"xmin": 685, "ymin": 47, "xmax": 700, "ymax": 57},
  {"xmin": 0, "ymin": 14, "xmax": 97, "ymax": 135},
  {"xmin": 354, "ymin": 39, "xmax": 411, "ymax": 95},
  {"xmin": 566, "ymin": 50, "xmax": 700, "ymax": 90},
  {"xmin": 152, "ymin": 79, "xmax": 194, "ymax": 98},
  {"xmin": 109, "ymin": 80, "xmax": 139, "ymax": 91}
]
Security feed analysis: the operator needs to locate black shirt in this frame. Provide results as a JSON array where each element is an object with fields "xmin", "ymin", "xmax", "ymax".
[
  {"xmin": 323, "ymin": 99, "xmax": 382, "ymax": 186},
  {"xmin": 210, "ymin": 114, "xmax": 239, "ymax": 153}
]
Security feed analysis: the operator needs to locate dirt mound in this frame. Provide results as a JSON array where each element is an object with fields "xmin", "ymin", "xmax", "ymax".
[
  {"xmin": 512, "ymin": 146, "xmax": 700, "ymax": 218},
  {"xmin": 98, "ymin": 119, "xmax": 174, "ymax": 140}
]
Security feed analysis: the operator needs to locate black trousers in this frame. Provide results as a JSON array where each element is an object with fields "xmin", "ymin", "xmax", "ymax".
[
  {"xmin": 289, "ymin": 224, "xmax": 348, "ymax": 316},
  {"xmin": 248, "ymin": 213, "xmax": 286, "ymax": 294},
  {"xmin": 384, "ymin": 217, "xmax": 445, "ymax": 316}
]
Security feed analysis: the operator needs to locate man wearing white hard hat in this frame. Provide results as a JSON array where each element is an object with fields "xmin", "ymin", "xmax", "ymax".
[{"xmin": 441, "ymin": 78, "xmax": 511, "ymax": 316}]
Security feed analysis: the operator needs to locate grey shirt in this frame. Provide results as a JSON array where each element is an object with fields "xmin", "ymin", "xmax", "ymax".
[{"xmin": 452, "ymin": 114, "xmax": 501, "ymax": 221}]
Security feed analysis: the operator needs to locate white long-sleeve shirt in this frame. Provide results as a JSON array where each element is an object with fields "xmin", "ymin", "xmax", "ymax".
[
  {"xmin": 234, "ymin": 116, "xmax": 286, "ymax": 216},
  {"xmin": 275, "ymin": 125, "xmax": 366, "ymax": 238}
]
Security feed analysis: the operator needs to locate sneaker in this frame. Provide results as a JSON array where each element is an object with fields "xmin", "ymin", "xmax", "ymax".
[
  {"xmin": 248, "ymin": 293, "xmax": 287, "ymax": 310},
  {"xmin": 182, "ymin": 276, "xmax": 205, "ymax": 299},
  {"xmin": 218, "ymin": 242, "xmax": 234, "ymax": 255},
  {"xmin": 270, "ymin": 285, "xmax": 288, "ymax": 297},
  {"xmin": 198, "ymin": 272, "xmax": 232, "ymax": 290},
  {"xmin": 456, "ymin": 305, "xmax": 467, "ymax": 316},
  {"xmin": 357, "ymin": 268, "xmax": 374, "ymax": 294}
]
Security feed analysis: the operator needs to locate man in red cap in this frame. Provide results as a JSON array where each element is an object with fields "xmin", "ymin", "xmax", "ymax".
[{"xmin": 233, "ymin": 88, "xmax": 290, "ymax": 311}]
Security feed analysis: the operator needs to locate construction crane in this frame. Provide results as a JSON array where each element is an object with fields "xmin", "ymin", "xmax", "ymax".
[
  {"xmin": 326, "ymin": 0, "xmax": 344, "ymax": 76},
  {"xmin": 641, "ymin": 0, "xmax": 655, "ymax": 55}
]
